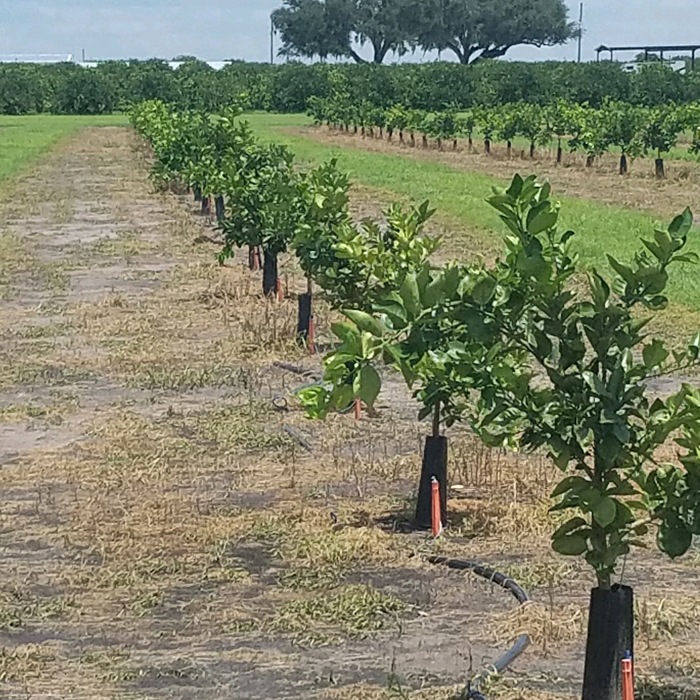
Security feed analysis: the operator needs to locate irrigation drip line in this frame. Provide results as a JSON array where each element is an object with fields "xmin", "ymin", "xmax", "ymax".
[
  {"xmin": 273, "ymin": 363, "xmax": 532, "ymax": 695},
  {"xmin": 427, "ymin": 556, "xmax": 531, "ymax": 698}
]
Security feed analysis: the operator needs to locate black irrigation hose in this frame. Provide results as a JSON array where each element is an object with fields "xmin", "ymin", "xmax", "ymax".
[
  {"xmin": 427, "ymin": 556, "xmax": 531, "ymax": 699},
  {"xmin": 273, "ymin": 363, "xmax": 533, "ymax": 696}
]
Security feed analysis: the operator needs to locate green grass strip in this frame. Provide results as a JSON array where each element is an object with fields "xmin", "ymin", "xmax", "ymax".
[
  {"xmin": 0, "ymin": 114, "xmax": 128, "ymax": 185},
  {"xmin": 247, "ymin": 112, "xmax": 700, "ymax": 315}
]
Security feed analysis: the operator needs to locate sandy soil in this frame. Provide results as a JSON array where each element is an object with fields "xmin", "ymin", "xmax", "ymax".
[{"xmin": 0, "ymin": 127, "xmax": 698, "ymax": 700}]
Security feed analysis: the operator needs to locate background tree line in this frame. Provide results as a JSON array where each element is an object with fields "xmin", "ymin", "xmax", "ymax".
[{"xmin": 2, "ymin": 59, "xmax": 700, "ymax": 116}]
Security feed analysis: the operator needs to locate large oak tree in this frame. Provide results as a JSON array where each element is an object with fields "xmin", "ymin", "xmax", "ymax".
[
  {"xmin": 405, "ymin": 0, "xmax": 575, "ymax": 64},
  {"xmin": 272, "ymin": 0, "xmax": 413, "ymax": 64}
]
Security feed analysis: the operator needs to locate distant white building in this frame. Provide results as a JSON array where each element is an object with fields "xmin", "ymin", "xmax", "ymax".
[
  {"xmin": 0, "ymin": 54, "xmax": 73, "ymax": 64},
  {"xmin": 0, "ymin": 55, "xmax": 232, "ymax": 70}
]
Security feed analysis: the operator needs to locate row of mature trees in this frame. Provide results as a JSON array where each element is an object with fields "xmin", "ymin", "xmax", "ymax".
[
  {"xmin": 272, "ymin": 0, "xmax": 576, "ymax": 64},
  {"xmin": 3, "ymin": 58, "xmax": 700, "ymax": 115},
  {"xmin": 310, "ymin": 96, "xmax": 700, "ymax": 177},
  {"xmin": 131, "ymin": 98, "xmax": 700, "ymax": 700}
]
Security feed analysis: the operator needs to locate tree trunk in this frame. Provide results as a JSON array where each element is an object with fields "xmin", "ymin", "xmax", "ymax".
[
  {"xmin": 468, "ymin": 136, "xmax": 473, "ymax": 150},
  {"xmin": 655, "ymin": 157, "xmax": 665, "ymax": 179},
  {"xmin": 248, "ymin": 245, "xmax": 258, "ymax": 271},
  {"xmin": 485, "ymin": 139, "xmax": 491, "ymax": 155},
  {"xmin": 410, "ymin": 132, "xmax": 415, "ymax": 147},
  {"xmin": 379, "ymin": 127, "xmax": 383, "ymax": 139},
  {"xmin": 415, "ymin": 436, "xmax": 448, "ymax": 529},
  {"xmin": 422, "ymin": 134, "xmax": 428, "ymax": 148},
  {"xmin": 201, "ymin": 196, "xmax": 210, "ymax": 216},
  {"xmin": 437, "ymin": 137, "xmax": 442, "ymax": 150},
  {"xmin": 349, "ymin": 48, "xmax": 366, "ymax": 64},
  {"xmin": 557, "ymin": 138, "xmax": 563, "ymax": 165},
  {"xmin": 507, "ymin": 141, "xmax": 512, "ymax": 159},
  {"xmin": 582, "ymin": 585, "xmax": 634, "ymax": 700},
  {"xmin": 586, "ymin": 155, "xmax": 595, "ymax": 167},
  {"xmin": 452, "ymin": 139, "xmax": 458, "ymax": 150},
  {"xmin": 387, "ymin": 128, "xmax": 393, "ymax": 142},
  {"xmin": 214, "ymin": 195, "xmax": 225, "ymax": 222},
  {"xmin": 619, "ymin": 153, "xmax": 628, "ymax": 175},
  {"xmin": 399, "ymin": 130, "xmax": 404, "ymax": 144},
  {"xmin": 262, "ymin": 251, "xmax": 278, "ymax": 298},
  {"xmin": 530, "ymin": 142, "xmax": 536, "ymax": 159},
  {"xmin": 193, "ymin": 184, "xmax": 202, "ymax": 202}
]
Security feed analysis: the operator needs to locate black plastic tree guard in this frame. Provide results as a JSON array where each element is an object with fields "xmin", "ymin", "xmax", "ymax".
[
  {"xmin": 193, "ymin": 184, "xmax": 202, "ymax": 202},
  {"xmin": 582, "ymin": 584, "xmax": 634, "ymax": 700},
  {"xmin": 297, "ymin": 292, "xmax": 312, "ymax": 342},
  {"xmin": 415, "ymin": 436, "xmax": 447, "ymax": 529},
  {"xmin": 215, "ymin": 195, "xmax": 225, "ymax": 222},
  {"xmin": 262, "ymin": 251, "xmax": 278, "ymax": 297}
]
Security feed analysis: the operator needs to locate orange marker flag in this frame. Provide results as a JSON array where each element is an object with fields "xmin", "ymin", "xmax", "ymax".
[
  {"xmin": 431, "ymin": 477, "xmax": 443, "ymax": 538},
  {"xmin": 622, "ymin": 654, "xmax": 634, "ymax": 700},
  {"xmin": 354, "ymin": 398, "xmax": 361, "ymax": 420}
]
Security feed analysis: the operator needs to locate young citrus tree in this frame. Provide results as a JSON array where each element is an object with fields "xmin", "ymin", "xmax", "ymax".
[
  {"xmin": 302, "ymin": 173, "xmax": 700, "ymax": 700},
  {"xmin": 546, "ymin": 99, "xmax": 580, "ymax": 165},
  {"xmin": 641, "ymin": 104, "xmax": 684, "ymax": 179},
  {"xmin": 219, "ymin": 141, "xmax": 305, "ymax": 297},
  {"xmin": 603, "ymin": 100, "xmax": 646, "ymax": 175},
  {"xmin": 516, "ymin": 103, "xmax": 551, "ymax": 159}
]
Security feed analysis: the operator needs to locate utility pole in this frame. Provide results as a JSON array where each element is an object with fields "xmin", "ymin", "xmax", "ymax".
[{"xmin": 577, "ymin": 2, "xmax": 584, "ymax": 63}]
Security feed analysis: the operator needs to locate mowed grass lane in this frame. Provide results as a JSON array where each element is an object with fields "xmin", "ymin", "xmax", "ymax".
[
  {"xmin": 247, "ymin": 112, "xmax": 700, "ymax": 318},
  {"xmin": 0, "ymin": 114, "xmax": 128, "ymax": 184}
]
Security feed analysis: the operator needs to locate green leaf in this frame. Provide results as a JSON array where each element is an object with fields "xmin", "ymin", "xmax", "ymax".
[
  {"xmin": 668, "ymin": 207, "xmax": 693, "ymax": 238},
  {"xmin": 399, "ymin": 273, "xmax": 421, "ymax": 319},
  {"xmin": 527, "ymin": 209, "xmax": 558, "ymax": 236},
  {"xmin": 593, "ymin": 497, "xmax": 617, "ymax": 528},
  {"xmin": 642, "ymin": 339, "xmax": 669, "ymax": 370},
  {"xmin": 552, "ymin": 475, "xmax": 589, "ymax": 498},
  {"xmin": 607, "ymin": 255, "xmax": 634, "ymax": 284},
  {"xmin": 552, "ymin": 517, "xmax": 587, "ymax": 540},
  {"xmin": 343, "ymin": 309, "xmax": 384, "ymax": 337},
  {"xmin": 331, "ymin": 322, "xmax": 361, "ymax": 351},
  {"xmin": 471, "ymin": 275, "xmax": 497, "ymax": 305},
  {"xmin": 657, "ymin": 522, "xmax": 693, "ymax": 558},
  {"xmin": 357, "ymin": 364, "xmax": 381, "ymax": 408},
  {"xmin": 552, "ymin": 534, "xmax": 588, "ymax": 556}
]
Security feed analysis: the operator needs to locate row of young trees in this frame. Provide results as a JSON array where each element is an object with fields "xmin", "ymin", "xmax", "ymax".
[
  {"xmin": 129, "ymin": 99, "xmax": 438, "ymax": 339},
  {"xmin": 130, "ymin": 100, "xmax": 700, "ymax": 700},
  {"xmin": 4, "ymin": 59, "xmax": 700, "ymax": 115},
  {"xmin": 309, "ymin": 96, "xmax": 700, "ymax": 177}
]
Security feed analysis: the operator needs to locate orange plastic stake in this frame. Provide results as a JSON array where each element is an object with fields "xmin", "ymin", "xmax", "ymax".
[
  {"xmin": 431, "ymin": 477, "xmax": 443, "ymax": 538},
  {"xmin": 277, "ymin": 278, "xmax": 283, "ymax": 303},
  {"xmin": 354, "ymin": 398, "xmax": 361, "ymax": 420},
  {"xmin": 308, "ymin": 316, "xmax": 315, "ymax": 356},
  {"xmin": 622, "ymin": 655, "xmax": 634, "ymax": 700}
]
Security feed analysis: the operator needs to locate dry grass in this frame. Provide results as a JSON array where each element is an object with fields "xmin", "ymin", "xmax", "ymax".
[{"xmin": 0, "ymin": 124, "xmax": 698, "ymax": 700}]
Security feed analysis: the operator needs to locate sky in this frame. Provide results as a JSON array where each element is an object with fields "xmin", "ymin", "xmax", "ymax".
[{"xmin": 0, "ymin": 0, "xmax": 699, "ymax": 64}]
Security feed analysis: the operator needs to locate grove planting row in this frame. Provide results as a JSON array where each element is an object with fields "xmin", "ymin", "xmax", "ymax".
[
  {"xmin": 130, "ymin": 99, "xmax": 700, "ymax": 700},
  {"xmin": 309, "ymin": 96, "xmax": 700, "ymax": 178}
]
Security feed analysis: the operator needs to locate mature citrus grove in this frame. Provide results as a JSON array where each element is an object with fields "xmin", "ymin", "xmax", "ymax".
[{"xmin": 0, "ymin": 100, "xmax": 699, "ymax": 700}]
